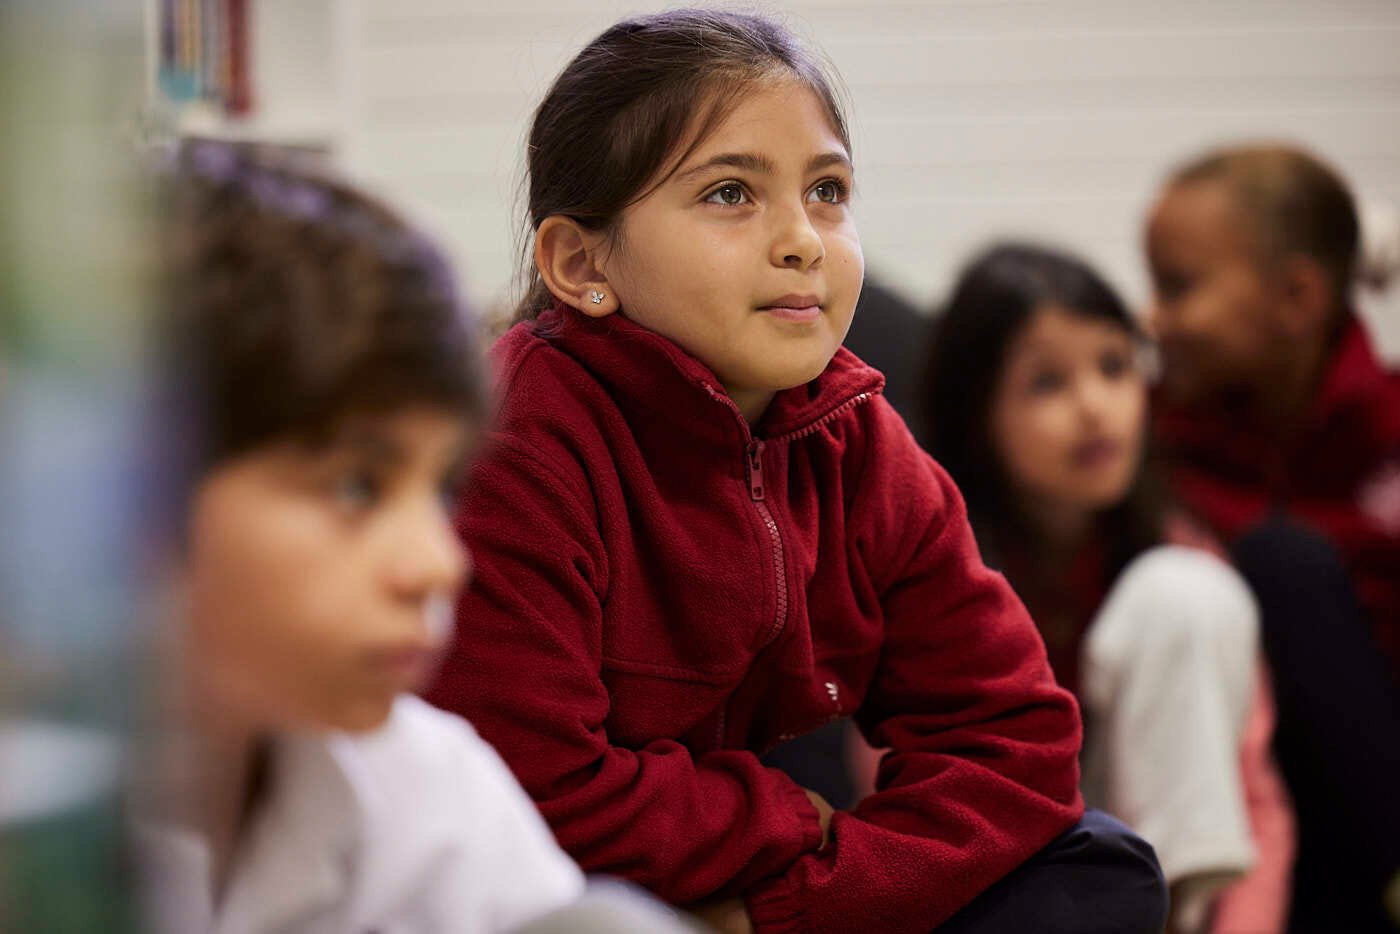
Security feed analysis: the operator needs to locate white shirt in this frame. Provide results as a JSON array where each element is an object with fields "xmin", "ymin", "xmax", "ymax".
[{"xmin": 139, "ymin": 696, "xmax": 585, "ymax": 933}]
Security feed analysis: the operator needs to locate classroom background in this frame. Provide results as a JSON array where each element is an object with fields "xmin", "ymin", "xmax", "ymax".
[
  {"xmin": 173, "ymin": 0, "xmax": 1400, "ymax": 350},
  {"xmin": 2, "ymin": 0, "xmax": 1399, "ymax": 928}
]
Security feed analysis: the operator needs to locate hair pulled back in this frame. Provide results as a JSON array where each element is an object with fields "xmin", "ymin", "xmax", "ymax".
[
  {"xmin": 515, "ymin": 8, "xmax": 850, "ymax": 320},
  {"xmin": 1169, "ymin": 143, "xmax": 1360, "ymax": 302}
]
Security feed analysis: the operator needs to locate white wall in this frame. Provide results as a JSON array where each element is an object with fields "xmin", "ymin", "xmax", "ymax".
[{"xmin": 339, "ymin": 0, "xmax": 1400, "ymax": 349}]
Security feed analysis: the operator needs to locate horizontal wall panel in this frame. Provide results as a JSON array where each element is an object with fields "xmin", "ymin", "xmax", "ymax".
[{"xmin": 339, "ymin": 0, "xmax": 1400, "ymax": 364}]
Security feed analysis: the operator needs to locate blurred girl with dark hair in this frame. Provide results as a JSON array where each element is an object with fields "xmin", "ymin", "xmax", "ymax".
[{"xmin": 923, "ymin": 242, "xmax": 1295, "ymax": 933}]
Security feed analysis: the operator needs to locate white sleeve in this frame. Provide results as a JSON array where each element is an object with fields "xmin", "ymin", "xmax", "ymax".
[
  {"xmin": 344, "ymin": 697, "xmax": 586, "ymax": 933},
  {"xmin": 454, "ymin": 725, "xmax": 587, "ymax": 932},
  {"xmin": 1080, "ymin": 545, "xmax": 1259, "ymax": 889}
]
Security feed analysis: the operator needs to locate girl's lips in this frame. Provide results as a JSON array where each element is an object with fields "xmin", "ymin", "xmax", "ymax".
[
  {"xmin": 1072, "ymin": 438, "xmax": 1123, "ymax": 469},
  {"xmin": 761, "ymin": 304, "xmax": 822, "ymax": 322},
  {"xmin": 758, "ymin": 293, "xmax": 823, "ymax": 322}
]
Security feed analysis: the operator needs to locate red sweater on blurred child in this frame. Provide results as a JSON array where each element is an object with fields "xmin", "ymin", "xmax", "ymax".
[
  {"xmin": 1155, "ymin": 315, "xmax": 1400, "ymax": 676},
  {"xmin": 427, "ymin": 305, "xmax": 1082, "ymax": 934}
]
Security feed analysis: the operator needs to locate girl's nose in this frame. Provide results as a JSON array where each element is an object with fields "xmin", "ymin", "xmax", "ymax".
[
  {"xmin": 770, "ymin": 204, "xmax": 825, "ymax": 270},
  {"xmin": 1076, "ymin": 374, "xmax": 1113, "ymax": 422}
]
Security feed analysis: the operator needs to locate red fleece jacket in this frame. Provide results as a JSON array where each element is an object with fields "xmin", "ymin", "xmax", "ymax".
[
  {"xmin": 427, "ymin": 305, "xmax": 1083, "ymax": 933},
  {"xmin": 1155, "ymin": 316, "xmax": 1400, "ymax": 675}
]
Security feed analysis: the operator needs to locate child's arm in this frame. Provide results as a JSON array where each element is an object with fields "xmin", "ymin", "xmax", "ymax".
[
  {"xmin": 426, "ymin": 438, "xmax": 825, "ymax": 905},
  {"xmin": 744, "ymin": 406, "xmax": 1084, "ymax": 933}
]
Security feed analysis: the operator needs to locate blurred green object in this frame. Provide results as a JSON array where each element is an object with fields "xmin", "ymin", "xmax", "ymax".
[
  {"xmin": 3, "ymin": 808, "xmax": 122, "ymax": 930},
  {"xmin": 1, "ymin": 2, "xmax": 151, "ymax": 930},
  {"xmin": 1, "ymin": 770, "xmax": 130, "ymax": 931}
]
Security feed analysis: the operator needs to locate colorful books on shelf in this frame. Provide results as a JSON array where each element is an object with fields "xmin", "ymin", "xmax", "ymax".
[{"xmin": 157, "ymin": 0, "xmax": 251, "ymax": 117}]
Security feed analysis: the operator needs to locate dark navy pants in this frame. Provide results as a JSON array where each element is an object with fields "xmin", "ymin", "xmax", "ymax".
[
  {"xmin": 1234, "ymin": 517, "xmax": 1400, "ymax": 933},
  {"xmin": 937, "ymin": 809, "xmax": 1168, "ymax": 933}
]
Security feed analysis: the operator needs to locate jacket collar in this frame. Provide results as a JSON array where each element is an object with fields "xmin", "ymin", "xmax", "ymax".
[
  {"xmin": 1303, "ymin": 313, "xmax": 1391, "ymax": 434},
  {"xmin": 532, "ymin": 301, "xmax": 885, "ymax": 444}
]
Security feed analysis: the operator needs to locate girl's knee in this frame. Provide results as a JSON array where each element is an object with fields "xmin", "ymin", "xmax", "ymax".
[
  {"xmin": 1120, "ymin": 547, "xmax": 1255, "ymax": 635},
  {"xmin": 1232, "ymin": 517, "xmax": 1353, "ymax": 605},
  {"xmin": 942, "ymin": 810, "xmax": 1168, "ymax": 934},
  {"xmin": 1087, "ymin": 546, "xmax": 1257, "ymax": 683},
  {"xmin": 1047, "ymin": 810, "xmax": 1170, "ymax": 934},
  {"xmin": 1234, "ymin": 516, "xmax": 1340, "ymax": 568},
  {"xmin": 1056, "ymin": 808, "xmax": 1162, "ymax": 866}
]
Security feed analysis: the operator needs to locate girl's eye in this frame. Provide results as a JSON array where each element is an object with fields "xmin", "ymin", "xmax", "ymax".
[
  {"xmin": 1028, "ymin": 370, "xmax": 1066, "ymax": 395},
  {"xmin": 808, "ymin": 179, "xmax": 848, "ymax": 204},
  {"xmin": 1155, "ymin": 272, "xmax": 1191, "ymax": 300},
  {"xmin": 330, "ymin": 468, "xmax": 382, "ymax": 513},
  {"xmin": 705, "ymin": 184, "xmax": 748, "ymax": 206},
  {"xmin": 1099, "ymin": 350, "xmax": 1133, "ymax": 380}
]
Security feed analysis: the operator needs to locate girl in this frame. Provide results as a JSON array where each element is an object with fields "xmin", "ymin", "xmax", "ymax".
[
  {"xmin": 426, "ymin": 10, "xmax": 1166, "ymax": 933},
  {"xmin": 135, "ymin": 142, "xmax": 587, "ymax": 932},
  {"xmin": 921, "ymin": 242, "xmax": 1295, "ymax": 933},
  {"xmin": 1146, "ymin": 144, "xmax": 1400, "ymax": 932}
]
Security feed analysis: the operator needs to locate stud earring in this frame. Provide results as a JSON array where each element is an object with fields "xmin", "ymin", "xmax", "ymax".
[{"xmin": 589, "ymin": 289, "xmax": 606, "ymax": 305}]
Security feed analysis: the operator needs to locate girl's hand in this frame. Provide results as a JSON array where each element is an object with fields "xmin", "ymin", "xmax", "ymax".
[
  {"xmin": 687, "ymin": 791, "xmax": 833, "ymax": 933},
  {"xmin": 803, "ymin": 787, "xmax": 835, "ymax": 850},
  {"xmin": 689, "ymin": 897, "xmax": 755, "ymax": 934}
]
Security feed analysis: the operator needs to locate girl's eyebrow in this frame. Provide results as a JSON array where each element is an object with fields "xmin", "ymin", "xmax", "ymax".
[
  {"xmin": 675, "ymin": 152, "xmax": 774, "ymax": 183},
  {"xmin": 807, "ymin": 151, "xmax": 852, "ymax": 174},
  {"xmin": 674, "ymin": 150, "xmax": 851, "ymax": 184}
]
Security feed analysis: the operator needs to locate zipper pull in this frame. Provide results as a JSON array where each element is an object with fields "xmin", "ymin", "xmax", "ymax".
[{"xmin": 746, "ymin": 440, "xmax": 766, "ymax": 501}]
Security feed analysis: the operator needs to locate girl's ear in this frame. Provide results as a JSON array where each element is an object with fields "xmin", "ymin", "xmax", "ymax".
[
  {"xmin": 534, "ymin": 216, "xmax": 618, "ymax": 318},
  {"xmin": 1274, "ymin": 253, "xmax": 1333, "ymax": 340}
]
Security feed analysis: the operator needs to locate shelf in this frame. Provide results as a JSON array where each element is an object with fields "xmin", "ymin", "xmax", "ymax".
[
  {"xmin": 171, "ymin": 100, "xmax": 341, "ymax": 150},
  {"xmin": 146, "ymin": 0, "xmax": 349, "ymax": 158}
]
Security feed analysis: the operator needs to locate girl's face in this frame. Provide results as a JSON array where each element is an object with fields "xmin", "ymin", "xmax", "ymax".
[
  {"xmin": 990, "ymin": 306, "xmax": 1147, "ymax": 521},
  {"xmin": 1145, "ymin": 179, "xmax": 1284, "ymax": 405},
  {"xmin": 184, "ymin": 408, "xmax": 472, "ymax": 735},
  {"xmin": 598, "ymin": 79, "xmax": 864, "ymax": 421}
]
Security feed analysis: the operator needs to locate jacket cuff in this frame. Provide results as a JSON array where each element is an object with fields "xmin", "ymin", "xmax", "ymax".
[
  {"xmin": 782, "ymin": 778, "xmax": 825, "ymax": 856},
  {"xmin": 746, "ymin": 873, "xmax": 804, "ymax": 933},
  {"xmin": 744, "ymin": 782, "xmax": 821, "ymax": 932}
]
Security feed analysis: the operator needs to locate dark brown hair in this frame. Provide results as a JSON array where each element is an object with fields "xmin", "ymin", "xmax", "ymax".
[
  {"xmin": 1169, "ymin": 143, "xmax": 1360, "ymax": 305},
  {"xmin": 514, "ymin": 8, "xmax": 850, "ymax": 320},
  {"xmin": 163, "ymin": 140, "xmax": 485, "ymax": 471}
]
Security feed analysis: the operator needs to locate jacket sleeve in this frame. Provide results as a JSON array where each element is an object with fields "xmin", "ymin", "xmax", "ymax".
[
  {"xmin": 425, "ymin": 437, "xmax": 824, "ymax": 904},
  {"xmin": 745, "ymin": 409, "xmax": 1084, "ymax": 933}
]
